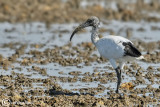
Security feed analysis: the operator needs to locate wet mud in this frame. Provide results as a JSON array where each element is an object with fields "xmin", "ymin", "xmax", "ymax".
[{"xmin": 0, "ymin": 0, "xmax": 160, "ymax": 106}]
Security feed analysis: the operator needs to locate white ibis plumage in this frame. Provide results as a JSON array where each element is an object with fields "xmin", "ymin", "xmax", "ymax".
[{"xmin": 70, "ymin": 16, "xmax": 143, "ymax": 93}]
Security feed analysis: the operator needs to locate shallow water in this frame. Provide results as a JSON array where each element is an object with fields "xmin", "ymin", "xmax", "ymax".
[{"xmin": 0, "ymin": 21, "xmax": 160, "ymax": 105}]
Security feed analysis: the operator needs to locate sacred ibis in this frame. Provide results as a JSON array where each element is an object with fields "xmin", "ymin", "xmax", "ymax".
[{"xmin": 70, "ymin": 16, "xmax": 143, "ymax": 93}]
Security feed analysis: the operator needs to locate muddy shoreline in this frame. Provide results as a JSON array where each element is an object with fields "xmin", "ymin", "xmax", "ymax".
[
  {"xmin": 0, "ymin": 0, "xmax": 160, "ymax": 106},
  {"xmin": 0, "ymin": 38, "xmax": 160, "ymax": 106}
]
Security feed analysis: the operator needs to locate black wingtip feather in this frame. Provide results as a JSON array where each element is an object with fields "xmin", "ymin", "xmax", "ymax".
[{"xmin": 123, "ymin": 42, "xmax": 141, "ymax": 57}]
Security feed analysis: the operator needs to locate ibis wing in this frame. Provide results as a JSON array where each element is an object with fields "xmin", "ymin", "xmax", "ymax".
[{"xmin": 122, "ymin": 42, "xmax": 141, "ymax": 57}]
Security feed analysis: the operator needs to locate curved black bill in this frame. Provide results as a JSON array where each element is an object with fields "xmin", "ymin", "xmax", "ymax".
[
  {"xmin": 70, "ymin": 27, "xmax": 80, "ymax": 41},
  {"xmin": 70, "ymin": 21, "xmax": 90, "ymax": 41}
]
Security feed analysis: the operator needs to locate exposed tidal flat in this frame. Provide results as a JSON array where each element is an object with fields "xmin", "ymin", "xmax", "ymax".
[{"xmin": 0, "ymin": 0, "xmax": 160, "ymax": 106}]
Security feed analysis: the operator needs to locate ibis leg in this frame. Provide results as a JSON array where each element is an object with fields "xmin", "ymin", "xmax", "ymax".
[{"xmin": 115, "ymin": 67, "xmax": 122, "ymax": 93}]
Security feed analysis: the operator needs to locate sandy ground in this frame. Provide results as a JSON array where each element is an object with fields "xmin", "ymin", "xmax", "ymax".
[{"xmin": 0, "ymin": 0, "xmax": 160, "ymax": 106}]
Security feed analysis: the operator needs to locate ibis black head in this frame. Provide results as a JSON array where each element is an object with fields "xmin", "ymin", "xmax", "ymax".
[{"xmin": 70, "ymin": 16, "xmax": 100, "ymax": 41}]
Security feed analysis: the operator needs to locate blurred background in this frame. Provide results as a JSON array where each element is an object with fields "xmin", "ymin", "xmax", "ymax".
[
  {"xmin": 1, "ymin": 0, "xmax": 160, "ymax": 23},
  {"xmin": 0, "ymin": 0, "xmax": 160, "ymax": 106}
]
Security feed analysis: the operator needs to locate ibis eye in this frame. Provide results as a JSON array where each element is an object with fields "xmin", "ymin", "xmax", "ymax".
[{"xmin": 87, "ymin": 19, "xmax": 93, "ymax": 23}]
